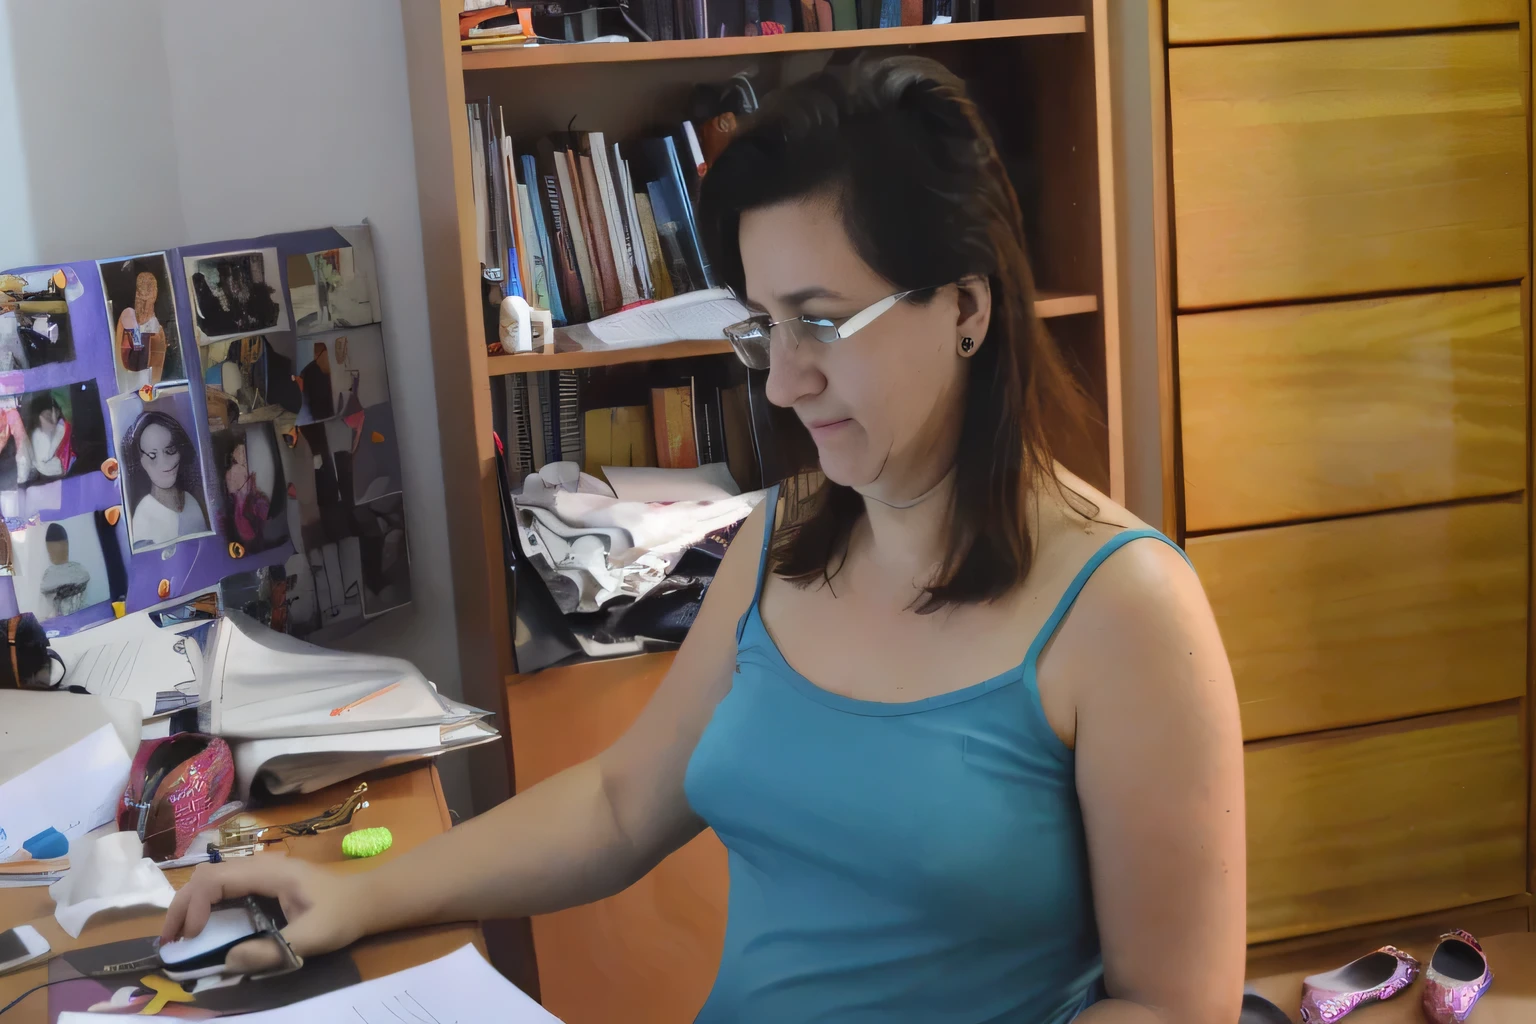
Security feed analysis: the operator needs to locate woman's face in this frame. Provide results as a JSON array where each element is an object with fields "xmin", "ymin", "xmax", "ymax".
[
  {"xmin": 38, "ymin": 407, "xmax": 57, "ymax": 431},
  {"xmin": 138, "ymin": 422, "xmax": 181, "ymax": 490},
  {"xmin": 738, "ymin": 197, "xmax": 989, "ymax": 500}
]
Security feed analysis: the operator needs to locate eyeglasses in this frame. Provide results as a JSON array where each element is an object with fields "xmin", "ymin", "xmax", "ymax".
[{"xmin": 723, "ymin": 287, "xmax": 930, "ymax": 370}]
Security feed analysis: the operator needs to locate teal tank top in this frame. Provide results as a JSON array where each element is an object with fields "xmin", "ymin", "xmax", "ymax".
[{"xmin": 684, "ymin": 493, "xmax": 1187, "ymax": 1023}]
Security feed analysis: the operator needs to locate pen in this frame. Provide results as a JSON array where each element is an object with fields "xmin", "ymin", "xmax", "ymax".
[{"xmin": 329, "ymin": 682, "xmax": 401, "ymax": 717}]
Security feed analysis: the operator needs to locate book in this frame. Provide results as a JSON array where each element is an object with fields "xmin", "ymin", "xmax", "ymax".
[
  {"xmin": 515, "ymin": 182, "xmax": 553, "ymax": 316},
  {"xmin": 646, "ymin": 181, "xmax": 699, "ymax": 293},
  {"xmin": 575, "ymin": 148, "xmax": 624, "ymax": 315},
  {"xmin": 552, "ymin": 145, "xmax": 601, "ymax": 321},
  {"xmin": 467, "ymin": 106, "xmax": 490, "ymax": 271},
  {"xmin": 634, "ymin": 194, "xmax": 674, "ymax": 300},
  {"xmin": 878, "ymin": 0, "xmax": 900, "ymax": 27},
  {"xmin": 634, "ymin": 136, "xmax": 714, "ymax": 289},
  {"xmin": 831, "ymin": 0, "xmax": 857, "ymax": 30},
  {"xmin": 589, "ymin": 132, "xmax": 640, "ymax": 307},
  {"xmin": 583, "ymin": 405, "xmax": 656, "ymax": 478},
  {"xmin": 520, "ymin": 154, "xmax": 565, "ymax": 325},
  {"xmin": 533, "ymin": 142, "xmax": 588, "ymax": 322},
  {"xmin": 719, "ymin": 383, "xmax": 758, "ymax": 490},
  {"xmin": 689, "ymin": 376, "xmax": 724, "ymax": 465},
  {"xmin": 556, "ymin": 369, "xmax": 583, "ymax": 466},
  {"xmin": 651, "ymin": 386, "xmax": 699, "ymax": 469},
  {"xmin": 615, "ymin": 152, "xmax": 654, "ymax": 299},
  {"xmin": 528, "ymin": 371, "xmax": 550, "ymax": 469}
]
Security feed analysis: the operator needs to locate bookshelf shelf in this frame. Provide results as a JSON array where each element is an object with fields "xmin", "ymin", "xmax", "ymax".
[
  {"xmin": 462, "ymin": 16, "xmax": 1087, "ymax": 69},
  {"xmin": 486, "ymin": 293, "xmax": 1098, "ymax": 376}
]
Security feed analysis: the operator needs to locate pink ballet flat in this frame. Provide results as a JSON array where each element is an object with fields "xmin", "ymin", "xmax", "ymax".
[
  {"xmin": 1299, "ymin": 945, "xmax": 1421, "ymax": 1023},
  {"xmin": 1421, "ymin": 930, "xmax": 1492, "ymax": 1023}
]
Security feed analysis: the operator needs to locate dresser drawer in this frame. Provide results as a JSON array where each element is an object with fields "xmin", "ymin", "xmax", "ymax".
[
  {"xmin": 1168, "ymin": 0, "xmax": 1521, "ymax": 45},
  {"xmin": 1180, "ymin": 287, "xmax": 1525, "ymax": 533},
  {"xmin": 1245, "ymin": 709, "xmax": 1526, "ymax": 943},
  {"xmin": 1188, "ymin": 501, "xmax": 1526, "ymax": 740},
  {"xmin": 1169, "ymin": 31, "xmax": 1526, "ymax": 310}
]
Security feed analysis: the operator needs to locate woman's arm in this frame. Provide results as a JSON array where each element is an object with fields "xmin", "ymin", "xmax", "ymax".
[
  {"xmin": 163, "ymin": 500, "xmax": 772, "ymax": 967},
  {"xmin": 1055, "ymin": 539, "xmax": 1246, "ymax": 1023}
]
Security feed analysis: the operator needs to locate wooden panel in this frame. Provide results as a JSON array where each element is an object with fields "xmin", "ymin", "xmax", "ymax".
[
  {"xmin": 1169, "ymin": 31, "xmax": 1527, "ymax": 310},
  {"xmin": 1188, "ymin": 500, "xmax": 1527, "ymax": 740},
  {"xmin": 1245, "ymin": 708, "xmax": 1527, "ymax": 943},
  {"xmin": 1169, "ymin": 0, "xmax": 1521, "ymax": 45},
  {"xmin": 506, "ymin": 654, "xmax": 728, "ymax": 1024},
  {"xmin": 1180, "ymin": 288, "xmax": 1526, "ymax": 532}
]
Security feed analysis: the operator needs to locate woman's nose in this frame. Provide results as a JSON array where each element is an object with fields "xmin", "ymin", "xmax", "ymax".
[{"xmin": 763, "ymin": 331, "xmax": 825, "ymax": 410}]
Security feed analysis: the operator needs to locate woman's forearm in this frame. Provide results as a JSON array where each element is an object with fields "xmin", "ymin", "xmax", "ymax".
[
  {"xmin": 1075, "ymin": 1000, "xmax": 1168, "ymax": 1024},
  {"xmin": 350, "ymin": 759, "xmax": 681, "ymax": 936}
]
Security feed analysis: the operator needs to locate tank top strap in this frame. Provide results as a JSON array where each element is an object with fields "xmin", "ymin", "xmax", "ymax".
[
  {"xmin": 737, "ymin": 483, "xmax": 782, "ymax": 642},
  {"xmin": 1023, "ymin": 528, "xmax": 1189, "ymax": 669}
]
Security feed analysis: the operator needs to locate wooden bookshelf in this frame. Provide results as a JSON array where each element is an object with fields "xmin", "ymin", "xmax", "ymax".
[
  {"xmin": 403, "ymin": 1, "xmax": 1125, "ymax": 1017},
  {"xmin": 486, "ymin": 292, "xmax": 1098, "ymax": 375},
  {"xmin": 462, "ymin": 16, "xmax": 1086, "ymax": 69}
]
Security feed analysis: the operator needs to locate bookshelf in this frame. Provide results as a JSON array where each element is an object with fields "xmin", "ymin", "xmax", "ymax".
[{"xmin": 403, "ymin": 1, "xmax": 1122, "ymax": 1017}]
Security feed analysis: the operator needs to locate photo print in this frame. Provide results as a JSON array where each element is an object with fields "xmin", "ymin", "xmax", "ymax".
[
  {"xmin": 308, "ymin": 536, "xmax": 363, "ymax": 627},
  {"xmin": 355, "ymin": 493, "xmax": 410, "ymax": 618},
  {"xmin": 0, "ymin": 267, "xmax": 75, "ymax": 369},
  {"xmin": 212, "ymin": 420, "xmax": 288, "ymax": 555},
  {"xmin": 107, "ymin": 386, "xmax": 215, "ymax": 552},
  {"xmin": 11, "ymin": 512, "xmax": 112, "ymax": 622},
  {"xmin": 295, "ymin": 326, "xmax": 387, "ymax": 426},
  {"xmin": 221, "ymin": 553, "xmax": 319, "ymax": 638},
  {"xmin": 201, "ymin": 335, "xmax": 302, "ymax": 424},
  {"xmin": 295, "ymin": 420, "xmax": 355, "ymax": 550},
  {"xmin": 183, "ymin": 247, "xmax": 289, "ymax": 344},
  {"xmin": 98, "ymin": 252, "xmax": 186, "ymax": 391},
  {"xmin": 287, "ymin": 241, "xmax": 378, "ymax": 332},
  {"xmin": 3, "ymin": 380, "xmax": 109, "ymax": 488},
  {"xmin": 352, "ymin": 402, "xmax": 402, "ymax": 504}
]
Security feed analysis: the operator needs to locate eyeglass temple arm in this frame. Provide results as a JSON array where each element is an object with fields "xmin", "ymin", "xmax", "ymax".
[{"xmin": 835, "ymin": 292, "xmax": 906, "ymax": 340}]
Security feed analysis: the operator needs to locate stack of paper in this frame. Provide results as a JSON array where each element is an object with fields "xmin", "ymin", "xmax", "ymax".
[
  {"xmin": 50, "ymin": 611, "xmax": 206, "ymax": 722},
  {"xmin": 204, "ymin": 613, "xmax": 500, "ymax": 796}
]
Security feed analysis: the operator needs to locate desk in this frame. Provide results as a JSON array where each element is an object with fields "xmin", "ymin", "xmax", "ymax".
[
  {"xmin": 1247, "ymin": 932, "xmax": 1536, "ymax": 1022},
  {"xmin": 0, "ymin": 764, "xmax": 484, "ymax": 1022}
]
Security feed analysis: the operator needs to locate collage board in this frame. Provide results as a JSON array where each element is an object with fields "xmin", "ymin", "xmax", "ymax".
[{"xmin": 0, "ymin": 224, "xmax": 411, "ymax": 640}]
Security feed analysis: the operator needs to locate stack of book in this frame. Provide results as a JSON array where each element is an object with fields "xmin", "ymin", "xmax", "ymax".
[
  {"xmin": 467, "ymin": 98, "xmax": 716, "ymax": 335},
  {"xmin": 501, "ymin": 371, "xmax": 759, "ymax": 494}
]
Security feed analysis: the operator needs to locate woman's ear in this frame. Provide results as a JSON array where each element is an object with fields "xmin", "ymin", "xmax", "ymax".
[{"xmin": 955, "ymin": 276, "xmax": 991, "ymax": 357}]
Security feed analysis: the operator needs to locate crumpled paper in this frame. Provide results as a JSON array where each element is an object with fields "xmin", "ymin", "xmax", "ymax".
[{"xmin": 48, "ymin": 831, "xmax": 176, "ymax": 938}]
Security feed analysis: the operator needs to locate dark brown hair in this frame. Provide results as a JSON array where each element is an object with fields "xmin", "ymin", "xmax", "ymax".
[{"xmin": 697, "ymin": 55, "xmax": 1094, "ymax": 612}]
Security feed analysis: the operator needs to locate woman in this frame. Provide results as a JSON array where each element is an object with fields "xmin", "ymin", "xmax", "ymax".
[
  {"xmin": 116, "ymin": 270, "xmax": 167, "ymax": 381},
  {"xmin": 224, "ymin": 439, "xmax": 270, "ymax": 543},
  {"xmin": 29, "ymin": 394, "xmax": 73, "ymax": 480},
  {"xmin": 124, "ymin": 410, "xmax": 208, "ymax": 548},
  {"xmin": 162, "ymin": 58, "xmax": 1245, "ymax": 1022}
]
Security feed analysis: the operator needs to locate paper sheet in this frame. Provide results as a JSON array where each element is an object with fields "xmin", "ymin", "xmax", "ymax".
[
  {"xmin": 0, "ymin": 721, "xmax": 130, "ymax": 867},
  {"xmin": 585, "ymin": 287, "xmax": 748, "ymax": 347},
  {"xmin": 50, "ymin": 611, "xmax": 200, "ymax": 720},
  {"xmin": 59, "ymin": 944, "xmax": 562, "ymax": 1023}
]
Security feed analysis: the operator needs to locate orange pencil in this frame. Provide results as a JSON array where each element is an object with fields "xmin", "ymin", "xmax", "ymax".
[{"xmin": 329, "ymin": 682, "xmax": 401, "ymax": 717}]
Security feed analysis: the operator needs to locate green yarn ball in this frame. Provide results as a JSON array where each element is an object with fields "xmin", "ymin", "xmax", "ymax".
[{"xmin": 341, "ymin": 827, "xmax": 393, "ymax": 858}]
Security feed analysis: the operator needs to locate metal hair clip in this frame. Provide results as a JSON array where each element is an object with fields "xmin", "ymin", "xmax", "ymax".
[{"xmin": 219, "ymin": 782, "xmax": 369, "ymax": 848}]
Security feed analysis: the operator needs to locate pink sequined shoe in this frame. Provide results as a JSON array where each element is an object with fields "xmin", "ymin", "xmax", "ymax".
[
  {"xmin": 1422, "ymin": 930, "xmax": 1492, "ymax": 1023},
  {"xmin": 1299, "ymin": 946, "xmax": 1421, "ymax": 1023}
]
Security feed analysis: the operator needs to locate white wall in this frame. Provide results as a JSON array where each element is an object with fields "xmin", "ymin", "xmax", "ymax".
[{"xmin": 2, "ymin": 0, "xmax": 472, "ymax": 816}]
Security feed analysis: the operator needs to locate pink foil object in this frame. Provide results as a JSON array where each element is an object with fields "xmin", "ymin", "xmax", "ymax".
[
  {"xmin": 1422, "ymin": 930, "xmax": 1492, "ymax": 1023},
  {"xmin": 117, "ymin": 734, "xmax": 235, "ymax": 859},
  {"xmin": 1299, "ymin": 946, "xmax": 1421, "ymax": 1023}
]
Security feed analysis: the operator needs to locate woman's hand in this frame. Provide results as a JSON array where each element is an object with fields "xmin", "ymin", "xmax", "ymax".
[{"xmin": 160, "ymin": 857, "xmax": 373, "ymax": 974}]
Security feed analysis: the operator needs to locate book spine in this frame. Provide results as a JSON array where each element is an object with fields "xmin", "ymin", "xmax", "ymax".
[
  {"xmin": 521, "ymin": 154, "xmax": 566, "ymax": 324},
  {"xmin": 662, "ymin": 137, "xmax": 716, "ymax": 288},
  {"xmin": 634, "ymin": 193, "xmax": 674, "ymax": 300},
  {"xmin": 878, "ymin": 0, "xmax": 899, "ymax": 27},
  {"xmin": 554, "ymin": 151, "xmax": 601, "ymax": 321},
  {"xmin": 577, "ymin": 153, "xmax": 623, "ymax": 315},
  {"xmin": 542, "ymin": 172, "xmax": 588, "ymax": 323},
  {"xmin": 590, "ymin": 133, "xmax": 639, "ymax": 307},
  {"xmin": 617, "ymin": 156, "xmax": 653, "ymax": 299},
  {"xmin": 556, "ymin": 370, "xmax": 582, "ymax": 466},
  {"xmin": 515, "ymin": 183, "xmax": 554, "ymax": 318}
]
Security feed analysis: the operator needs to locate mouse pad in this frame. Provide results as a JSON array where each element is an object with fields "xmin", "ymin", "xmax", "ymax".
[{"xmin": 46, "ymin": 936, "xmax": 360, "ymax": 1019}]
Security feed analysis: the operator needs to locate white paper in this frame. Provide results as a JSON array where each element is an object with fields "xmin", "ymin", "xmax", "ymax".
[
  {"xmin": 0, "ymin": 721, "xmax": 131, "ymax": 865},
  {"xmin": 603, "ymin": 463, "xmax": 741, "ymax": 502},
  {"xmin": 586, "ymin": 287, "xmax": 748, "ymax": 347},
  {"xmin": 52, "ymin": 611, "xmax": 200, "ymax": 720},
  {"xmin": 59, "ymin": 943, "xmax": 562, "ymax": 1023}
]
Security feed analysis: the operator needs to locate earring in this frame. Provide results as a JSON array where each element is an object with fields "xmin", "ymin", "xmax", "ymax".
[{"xmin": 960, "ymin": 337, "xmax": 975, "ymax": 354}]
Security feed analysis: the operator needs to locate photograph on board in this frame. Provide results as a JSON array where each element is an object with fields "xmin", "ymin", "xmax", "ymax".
[
  {"xmin": 352, "ymin": 403, "xmax": 402, "ymax": 504},
  {"xmin": 287, "ymin": 243, "xmax": 377, "ymax": 333},
  {"xmin": 108, "ymin": 387, "xmax": 214, "ymax": 552},
  {"xmin": 212, "ymin": 421, "xmax": 288, "ymax": 556},
  {"xmin": 356, "ymin": 493, "xmax": 409, "ymax": 618},
  {"xmin": 183, "ymin": 248, "xmax": 289, "ymax": 344},
  {"xmin": 201, "ymin": 335, "xmax": 302, "ymax": 424},
  {"xmin": 99, "ymin": 252, "xmax": 186, "ymax": 390},
  {"xmin": 12, "ymin": 512, "xmax": 112, "ymax": 622},
  {"xmin": 14, "ymin": 380, "xmax": 108, "ymax": 488},
  {"xmin": 0, "ymin": 267, "xmax": 75, "ymax": 369}
]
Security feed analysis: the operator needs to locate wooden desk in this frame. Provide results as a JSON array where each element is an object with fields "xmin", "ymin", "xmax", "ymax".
[
  {"xmin": 0, "ymin": 764, "xmax": 484, "ymax": 1022},
  {"xmin": 1247, "ymin": 932, "xmax": 1536, "ymax": 1022}
]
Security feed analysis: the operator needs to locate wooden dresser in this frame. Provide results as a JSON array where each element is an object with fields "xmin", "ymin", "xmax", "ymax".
[{"xmin": 1149, "ymin": 0, "xmax": 1534, "ymax": 956}]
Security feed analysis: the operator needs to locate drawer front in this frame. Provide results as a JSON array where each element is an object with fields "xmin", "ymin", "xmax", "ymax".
[
  {"xmin": 1170, "ymin": 31, "xmax": 1526, "ymax": 310},
  {"xmin": 1188, "ymin": 501, "xmax": 1526, "ymax": 740},
  {"xmin": 1168, "ymin": 0, "xmax": 1521, "ymax": 45},
  {"xmin": 1245, "ymin": 709, "xmax": 1526, "ymax": 943},
  {"xmin": 1180, "ymin": 287, "xmax": 1525, "ymax": 532}
]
